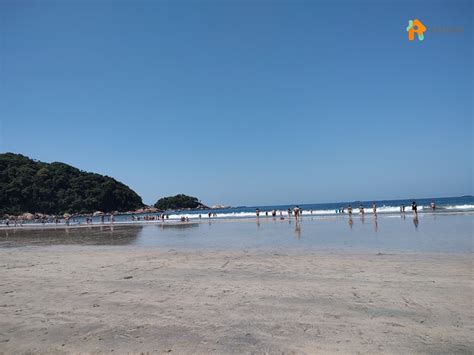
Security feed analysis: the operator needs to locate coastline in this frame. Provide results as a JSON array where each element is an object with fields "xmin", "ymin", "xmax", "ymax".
[
  {"xmin": 1, "ymin": 246, "xmax": 472, "ymax": 353},
  {"xmin": 1, "ymin": 210, "xmax": 473, "ymax": 232}
]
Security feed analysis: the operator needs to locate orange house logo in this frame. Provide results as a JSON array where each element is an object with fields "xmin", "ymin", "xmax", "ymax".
[{"xmin": 406, "ymin": 19, "xmax": 426, "ymax": 41}]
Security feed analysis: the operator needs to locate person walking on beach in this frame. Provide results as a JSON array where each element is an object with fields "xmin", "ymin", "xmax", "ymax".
[
  {"xmin": 401, "ymin": 204, "xmax": 406, "ymax": 213},
  {"xmin": 372, "ymin": 202, "xmax": 377, "ymax": 216},
  {"xmin": 348, "ymin": 205, "xmax": 353, "ymax": 215},
  {"xmin": 412, "ymin": 201, "xmax": 418, "ymax": 216},
  {"xmin": 256, "ymin": 208, "xmax": 260, "ymax": 217},
  {"xmin": 359, "ymin": 205, "xmax": 365, "ymax": 214},
  {"xmin": 287, "ymin": 208, "xmax": 292, "ymax": 217}
]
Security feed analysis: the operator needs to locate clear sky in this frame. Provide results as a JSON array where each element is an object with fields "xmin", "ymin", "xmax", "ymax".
[{"xmin": 1, "ymin": 0, "xmax": 472, "ymax": 206}]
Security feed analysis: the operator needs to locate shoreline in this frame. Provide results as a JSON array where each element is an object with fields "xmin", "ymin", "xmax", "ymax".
[{"xmin": 1, "ymin": 210, "xmax": 473, "ymax": 232}]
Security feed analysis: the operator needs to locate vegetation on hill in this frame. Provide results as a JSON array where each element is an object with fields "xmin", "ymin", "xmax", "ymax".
[
  {"xmin": 154, "ymin": 194, "xmax": 208, "ymax": 210},
  {"xmin": 0, "ymin": 153, "xmax": 144, "ymax": 216}
]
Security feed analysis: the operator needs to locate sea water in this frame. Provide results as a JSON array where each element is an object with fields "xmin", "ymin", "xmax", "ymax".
[{"xmin": 81, "ymin": 195, "xmax": 474, "ymax": 223}]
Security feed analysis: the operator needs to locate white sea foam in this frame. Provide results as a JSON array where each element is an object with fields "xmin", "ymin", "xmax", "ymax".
[{"xmin": 443, "ymin": 204, "xmax": 474, "ymax": 210}]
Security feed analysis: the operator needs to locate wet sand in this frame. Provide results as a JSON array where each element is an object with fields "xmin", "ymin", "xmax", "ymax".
[
  {"xmin": 1, "ymin": 213, "xmax": 472, "ymax": 253},
  {"xmin": 0, "ymin": 246, "xmax": 472, "ymax": 354}
]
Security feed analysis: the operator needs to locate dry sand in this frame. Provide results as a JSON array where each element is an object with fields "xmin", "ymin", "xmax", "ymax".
[{"xmin": 0, "ymin": 246, "xmax": 472, "ymax": 354}]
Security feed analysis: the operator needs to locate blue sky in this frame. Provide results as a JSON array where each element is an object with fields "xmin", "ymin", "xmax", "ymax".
[{"xmin": 1, "ymin": 0, "xmax": 472, "ymax": 206}]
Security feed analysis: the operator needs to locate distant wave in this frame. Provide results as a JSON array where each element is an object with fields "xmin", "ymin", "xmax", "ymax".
[{"xmin": 157, "ymin": 204, "xmax": 474, "ymax": 220}]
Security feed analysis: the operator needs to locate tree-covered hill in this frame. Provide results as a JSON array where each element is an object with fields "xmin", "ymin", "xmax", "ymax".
[
  {"xmin": 0, "ymin": 153, "xmax": 144, "ymax": 216},
  {"xmin": 154, "ymin": 194, "xmax": 208, "ymax": 210}
]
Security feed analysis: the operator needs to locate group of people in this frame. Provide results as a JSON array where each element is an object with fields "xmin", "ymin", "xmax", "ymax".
[
  {"xmin": 1, "ymin": 215, "xmax": 76, "ymax": 227},
  {"xmin": 255, "ymin": 206, "xmax": 303, "ymax": 219},
  {"xmin": 132, "ymin": 213, "xmax": 169, "ymax": 222},
  {"xmin": 253, "ymin": 200, "xmax": 433, "ymax": 220}
]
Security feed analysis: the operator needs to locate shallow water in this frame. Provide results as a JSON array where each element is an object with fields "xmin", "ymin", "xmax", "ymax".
[{"xmin": 1, "ymin": 213, "xmax": 472, "ymax": 253}]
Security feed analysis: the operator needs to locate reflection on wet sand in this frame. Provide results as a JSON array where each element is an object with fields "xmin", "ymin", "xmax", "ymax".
[
  {"xmin": 0, "ymin": 225, "xmax": 144, "ymax": 247},
  {"xmin": 0, "ymin": 214, "xmax": 472, "ymax": 253},
  {"xmin": 160, "ymin": 223, "xmax": 200, "ymax": 229},
  {"xmin": 294, "ymin": 221, "xmax": 301, "ymax": 239},
  {"xmin": 413, "ymin": 216, "xmax": 419, "ymax": 229}
]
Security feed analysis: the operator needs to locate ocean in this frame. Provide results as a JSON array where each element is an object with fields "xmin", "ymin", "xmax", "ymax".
[
  {"xmin": 131, "ymin": 195, "xmax": 473, "ymax": 222},
  {"xmin": 5, "ymin": 195, "xmax": 473, "ymax": 225}
]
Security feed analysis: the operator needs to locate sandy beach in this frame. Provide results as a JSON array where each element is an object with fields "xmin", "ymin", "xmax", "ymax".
[{"xmin": 0, "ymin": 245, "xmax": 472, "ymax": 354}]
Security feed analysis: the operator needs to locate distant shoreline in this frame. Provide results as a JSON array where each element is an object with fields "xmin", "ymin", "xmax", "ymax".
[{"xmin": 1, "ymin": 210, "xmax": 473, "ymax": 232}]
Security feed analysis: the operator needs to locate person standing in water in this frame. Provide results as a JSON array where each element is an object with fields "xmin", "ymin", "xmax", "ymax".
[
  {"xmin": 372, "ymin": 202, "xmax": 377, "ymax": 216},
  {"xmin": 412, "ymin": 201, "xmax": 418, "ymax": 216},
  {"xmin": 430, "ymin": 201, "xmax": 436, "ymax": 211},
  {"xmin": 293, "ymin": 206, "xmax": 300, "ymax": 219},
  {"xmin": 256, "ymin": 208, "xmax": 260, "ymax": 217},
  {"xmin": 348, "ymin": 205, "xmax": 353, "ymax": 215},
  {"xmin": 359, "ymin": 205, "xmax": 365, "ymax": 214}
]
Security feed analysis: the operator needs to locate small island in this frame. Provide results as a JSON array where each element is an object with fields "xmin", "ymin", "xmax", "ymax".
[{"xmin": 154, "ymin": 194, "xmax": 209, "ymax": 211}]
